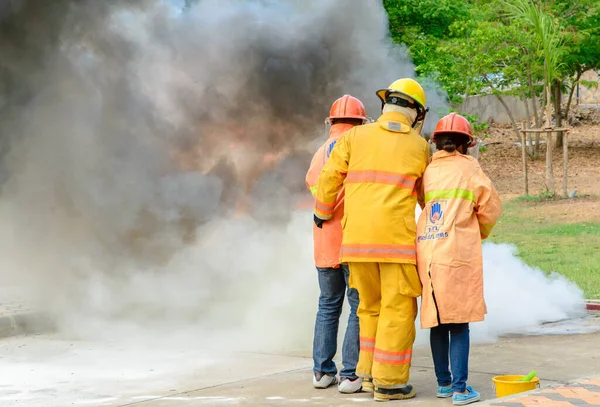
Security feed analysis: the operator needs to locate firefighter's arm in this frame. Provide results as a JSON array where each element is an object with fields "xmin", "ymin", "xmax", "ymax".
[
  {"xmin": 306, "ymin": 150, "xmax": 321, "ymax": 197},
  {"xmin": 415, "ymin": 178, "xmax": 425, "ymax": 210},
  {"xmin": 474, "ymin": 166, "xmax": 502, "ymax": 240},
  {"xmin": 314, "ymin": 131, "xmax": 351, "ymax": 221},
  {"xmin": 415, "ymin": 141, "xmax": 430, "ymax": 210}
]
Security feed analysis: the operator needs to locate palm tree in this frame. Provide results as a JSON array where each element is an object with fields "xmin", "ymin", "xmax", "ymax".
[{"xmin": 503, "ymin": 0, "xmax": 564, "ymax": 194}]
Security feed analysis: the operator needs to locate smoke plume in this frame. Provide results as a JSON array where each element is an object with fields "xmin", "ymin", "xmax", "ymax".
[
  {"xmin": 0, "ymin": 0, "xmax": 584, "ymax": 354},
  {"xmin": 0, "ymin": 0, "xmax": 437, "ymax": 346}
]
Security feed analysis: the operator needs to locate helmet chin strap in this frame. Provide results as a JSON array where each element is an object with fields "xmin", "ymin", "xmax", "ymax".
[{"xmin": 413, "ymin": 120, "xmax": 424, "ymax": 136}]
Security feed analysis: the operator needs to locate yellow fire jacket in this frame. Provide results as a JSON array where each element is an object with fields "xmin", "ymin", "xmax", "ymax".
[
  {"xmin": 314, "ymin": 112, "xmax": 429, "ymax": 264},
  {"xmin": 416, "ymin": 150, "xmax": 502, "ymax": 329}
]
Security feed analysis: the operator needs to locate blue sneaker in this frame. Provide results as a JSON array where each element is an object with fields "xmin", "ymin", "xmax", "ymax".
[
  {"xmin": 452, "ymin": 386, "xmax": 480, "ymax": 405},
  {"xmin": 437, "ymin": 385, "xmax": 453, "ymax": 398}
]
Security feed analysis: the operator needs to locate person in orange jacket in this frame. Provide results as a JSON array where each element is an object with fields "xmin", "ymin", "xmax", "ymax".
[
  {"xmin": 416, "ymin": 113, "xmax": 502, "ymax": 405},
  {"xmin": 314, "ymin": 79, "xmax": 430, "ymax": 401},
  {"xmin": 306, "ymin": 95, "xmax": 368, "ymax": 394}
]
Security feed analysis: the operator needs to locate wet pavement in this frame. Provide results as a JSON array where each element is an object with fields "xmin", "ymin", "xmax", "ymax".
[
  {"xmin": 0, "ymin": 287, "xmax": 35, "ymax": 318},
  {"xmin": 1, "ymin": 322, "xmax": 599, "ymax": 407},
  {"xmin": 503, "ymin": 314, "xmax": 600, "ymax": 337},
  {"xmin": 0, "ymin": 287, "xmax": 42, "ymax": 339}
]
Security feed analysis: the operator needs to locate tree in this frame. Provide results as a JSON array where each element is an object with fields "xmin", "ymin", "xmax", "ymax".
[
  {"xmin": 384, "ymin": 0, "xmax": 471, "ymax": 103},
  {"xmin": 503, "ymin": 0, "xmax": 568, "ymax": 194},
  {"xmin": 384, "ymin": 0, "xmax": 599, "ymax": 173},
  {"xmin": 551, "ymin": 0, "xmax": 600, "ymax": 147},
  {"xmin": 423, "ymin": 7, "xmax": 533, "ymax": 142}
]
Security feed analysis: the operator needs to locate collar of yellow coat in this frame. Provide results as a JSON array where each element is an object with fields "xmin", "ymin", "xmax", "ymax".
[{"xmin": 376, "ymin": 111, "xmax": 413, "ymax": 133}]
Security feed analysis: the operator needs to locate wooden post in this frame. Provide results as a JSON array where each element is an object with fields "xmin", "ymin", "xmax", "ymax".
[
  {"xmin": 563, "ymin": 130, "xmax": 569, "ymax": 197},
  {"xmin": 520, "ymin": 130, "xmax": 529, "ymax": 196},
  {"xmin": 546, "ymin": 130, "xmax": 555, "ymax": 194},
  {"xmin": 519, "ymin": 127, "xmax": 568, "ymax": 198}
]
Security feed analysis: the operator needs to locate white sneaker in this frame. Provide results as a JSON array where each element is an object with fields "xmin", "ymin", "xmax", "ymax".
[
  {"xmin": 313, "ymin": 373, "xmax": 337, "ymax": 389},
  {"xmin": 338, "ymin": 377, "xmax": 363, "ymax": 394}
]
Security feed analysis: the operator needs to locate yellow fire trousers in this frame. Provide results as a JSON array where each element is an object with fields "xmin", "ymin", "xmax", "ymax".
[{"xmin": 348, "ymin": 262, "xmax": 421, "ymax": 389}]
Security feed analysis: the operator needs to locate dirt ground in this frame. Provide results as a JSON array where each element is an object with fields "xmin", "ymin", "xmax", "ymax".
[{"xmin": 477, "ymin": 113, "xmax": 600, "ymax": 222}]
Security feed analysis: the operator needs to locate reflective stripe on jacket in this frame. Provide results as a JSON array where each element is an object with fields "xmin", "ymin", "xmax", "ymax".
[
  {"xmin": 305, "ymin": 123, "xmax": 354, "ymax": 268},
  {"xmin": 315, "ymin": 112, "xmax": 429, "ymax": 264},
  {"xmin": 416, "ymin": 150, "xmax": 502, "ymax": 329}
]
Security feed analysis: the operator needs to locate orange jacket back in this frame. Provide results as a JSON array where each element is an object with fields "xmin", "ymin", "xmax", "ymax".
[
  {"xmin": 416, "ymin": 150, "xmax": 502, "ymax": 329},
  {"xmin": 306, "ymin": 124, "xmax": 354, "ymax": 268}
]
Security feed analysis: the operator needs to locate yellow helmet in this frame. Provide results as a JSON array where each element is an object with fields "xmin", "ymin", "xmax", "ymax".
[{"xmin": 376, "ymin": 78, "xmax": 428, "ymax": 124}]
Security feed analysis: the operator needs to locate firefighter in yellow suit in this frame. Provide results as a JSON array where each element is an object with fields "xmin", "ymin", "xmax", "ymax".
[{"xmin": 314, "ymin": 78, "xmax": 429, "ymax": 401}]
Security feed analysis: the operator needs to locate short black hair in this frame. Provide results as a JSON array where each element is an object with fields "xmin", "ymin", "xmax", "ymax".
[{"xmin": 435, "ymin": 133, "xmax": 470, "ymax": 153}]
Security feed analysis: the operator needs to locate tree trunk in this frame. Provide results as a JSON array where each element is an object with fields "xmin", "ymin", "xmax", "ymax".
[
  {"xmin": 527, "ymin": 63, "xmax": 542, "ymax": 159},
  {"xmin": 546, "ymin": 131, "xmax": 555, "ymax": 194},
  {"xmin": 483, "ymin": 75, "xmax": 521, "ymax": 143},
  {"xmin": 535, "ymin": 83, "xmax": 548, "ymax": 159},
  {"xmin": 496, "ymin": 94, "xmax": 521, "ymax": 142},
  {"xmin": 553, "ymin": 80, "xmax": 563, "ymax": 148},
  {"xmin": 527, "ymin": 63, "xmax": 541, "ymax": 128},
  {"xmin": 565, "ymin": 70, "xmax": 583, "ymax": 125},
  {"xmin": 522, "ymin": 94, "xmax": 534, "ymax": 158},
  {"xmin": 545, "ymin": 80, "xmax": 552, "ymax": 128},
  {"xmin": 563, "ymin": 130, "xmax": 568, "ymax": 197},
  {"xmin": 520, "ymin": 130, "xmax": 529, "ymax": 196},
  {"xmin": 543, "ymin": 77, "xmax": 555, "ymax": 194}
]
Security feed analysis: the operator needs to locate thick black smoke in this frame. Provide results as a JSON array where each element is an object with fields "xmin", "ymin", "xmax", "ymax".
[{"xmin": 0, "ymin": 0, "xmax": 448, "ymax": 343}]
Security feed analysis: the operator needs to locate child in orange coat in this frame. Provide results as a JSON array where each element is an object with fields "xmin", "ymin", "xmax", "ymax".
[{"xmin": 416, "ymin": 113, "xmax": 502, "ymax": 405}]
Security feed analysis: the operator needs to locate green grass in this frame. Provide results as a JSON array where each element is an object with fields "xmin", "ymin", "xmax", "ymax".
[{"xmin": 490, "ymin": 200, "xmax": 600, "ymax": 299}]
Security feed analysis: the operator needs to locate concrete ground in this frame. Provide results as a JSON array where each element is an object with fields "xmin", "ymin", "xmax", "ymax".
[
  {"xmin": 1, "ymin": 317, "xmax": 599, "ymax": 407},
  {"xmin": 0, "ymin": 287, "xmax": 40, "ymax": 339}
]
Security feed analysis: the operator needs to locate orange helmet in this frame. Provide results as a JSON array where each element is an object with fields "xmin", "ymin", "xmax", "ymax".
[
  {"xmin": 326, "ymin": 94, "xmax": 368, "ymax": 124},
  {"xmin": 431, "ymin": 113, "xmax": 476, "ymax": 148}
]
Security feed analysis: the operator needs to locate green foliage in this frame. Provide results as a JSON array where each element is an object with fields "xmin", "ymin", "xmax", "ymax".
[
  {"xmin": 383, "ymin": 0, "xmax": 472, "ymax": 102},
  {"xmin": 502, "ymin": 0, "xmax": 564, "ymax": 127},
  {"xmin": 383, "ymin": 0, "xmax": 600, "ymax": 110},
  {"xmin": 503, "ymin": 0, "xmax": 564, "ymax": 83},
  {"xmin": 384, "ymin": 0, "xmax": 470, "ymax": 42},
  {"xmin": 580, "ymin": 80, "xmax": 599, "ymax": 90},
  {"xmin": 552, "ymin": 0, "xmax": 600, "ymax": 75}
]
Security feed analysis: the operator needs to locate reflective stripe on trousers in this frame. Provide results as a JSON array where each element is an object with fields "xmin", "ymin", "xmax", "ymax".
[{"xmin": 348, "ymin": 262, "xmax": 419, "ymax": 388}]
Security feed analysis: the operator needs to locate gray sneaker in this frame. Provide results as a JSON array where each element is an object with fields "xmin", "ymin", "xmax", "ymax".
[
  {"xmin": 338, "ymin": 377, "xmax": 363, "ymax": 394},
  {"xmin": 313, "ymin": 372, "xmax": 337, "ymax": 389}
]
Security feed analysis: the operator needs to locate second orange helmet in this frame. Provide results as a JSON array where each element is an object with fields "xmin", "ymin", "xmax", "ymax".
[
  {"xmin": 327, "ymin": 94, "xmax": 368, "ymax": 124},
  {"xmin": 432, "ymin": 113, "xmax": 476, "ymax": 147}
]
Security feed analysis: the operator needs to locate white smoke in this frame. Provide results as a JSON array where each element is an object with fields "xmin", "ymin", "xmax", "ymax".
[{"xmin": 411, "ymin": 208, "xmax": 586, "ymax": 347}]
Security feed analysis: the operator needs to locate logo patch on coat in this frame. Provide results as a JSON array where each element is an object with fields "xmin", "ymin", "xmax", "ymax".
[
  {"xmin": 326, "ymin": 140, "xmax": 337, "ymax": 159},
  {"xmin": 428, "ymin": 201, "xmax": 445, "ymax": 226},
  {"xmin": 418, "ymin": 200, "xmax": 449, "ymax": 242}
]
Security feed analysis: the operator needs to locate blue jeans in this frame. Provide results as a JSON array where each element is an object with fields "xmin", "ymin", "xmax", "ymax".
[
  {"xmin": 430, "ymin": 323, "xmax": 470, "ymax": 393},
  {"xmin": 313, "ymin": 265, "xmax": 360, "ymax": 380}
]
